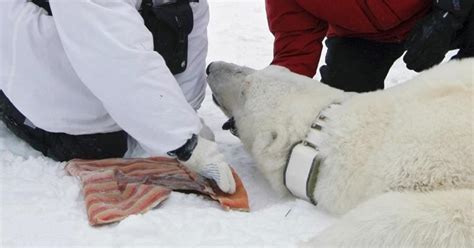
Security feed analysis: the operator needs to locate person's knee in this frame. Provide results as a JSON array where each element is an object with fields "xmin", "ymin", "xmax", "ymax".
[
  {"xmin": 320, "ymin": 64, "xmax": 384, "ymax": 92},
  {"xmin": 45, "ymin": 132, "xmax": 128, "ymax": 162},
  {"xmin": 320, "ymin": 38, "xmax": 403, "ymax": 92}
]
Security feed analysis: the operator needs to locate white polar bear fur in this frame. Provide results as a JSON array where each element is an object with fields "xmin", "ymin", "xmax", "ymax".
[{"xmin": 207, "ymin": 58, "xmax": 474, "ymax": 247}]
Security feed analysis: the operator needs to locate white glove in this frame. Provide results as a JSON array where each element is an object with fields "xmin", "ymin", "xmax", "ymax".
[{"xmin": 178, "ymin": 136, "xmax": 236, "ymax": 194}]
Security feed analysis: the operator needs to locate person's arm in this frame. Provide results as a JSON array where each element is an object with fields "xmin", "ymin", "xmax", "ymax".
[
  {"xmin": 265, "ymin": 0, "xmax": 328, "ymax": 78},
  {"xmin": 48, "ymin": 0, "xmax": 201, "ymax": 155},
  {"xmin": 1, "ymin": 0, "xmax": 51, "ymax": 88}
]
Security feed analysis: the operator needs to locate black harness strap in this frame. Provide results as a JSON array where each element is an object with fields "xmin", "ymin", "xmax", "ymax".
[
  {"xmin": 32, "ymin": 0, "xmax": 52, "ymax": 15},
  {"xmin": 139, "ymin": 0, "xmax": 197, "ymax": 74}
]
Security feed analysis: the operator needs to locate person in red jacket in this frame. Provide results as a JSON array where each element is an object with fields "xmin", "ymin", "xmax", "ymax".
[{"xmin": 266, "ymin": 0, "xmax": 474, "ymax": 92}]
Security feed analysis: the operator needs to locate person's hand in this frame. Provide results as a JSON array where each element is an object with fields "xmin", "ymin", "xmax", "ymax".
[
  {"xmin": 403, "ymin": 9, "xmax": 461, "ymax": 72},
  {"xmin": 170, "ymin": 135, "xmax": 236, "ymax": 194}
]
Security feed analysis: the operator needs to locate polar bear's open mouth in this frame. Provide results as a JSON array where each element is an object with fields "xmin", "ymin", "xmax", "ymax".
[
  {"xmin": 207, "ymin": 62, "xmax": 256, "ymax": 137},
  {"xmin": 212, "ymin": 94, "xmax": 239, "ymax": 137},
  {"xmin": 221, "ymin": 117, "xmax": 239, "ymax": 137}
]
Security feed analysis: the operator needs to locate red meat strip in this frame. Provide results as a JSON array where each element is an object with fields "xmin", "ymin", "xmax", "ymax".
[{"xmin": 66, "ymin": 157, "xmax": 249, "ymax": 226}]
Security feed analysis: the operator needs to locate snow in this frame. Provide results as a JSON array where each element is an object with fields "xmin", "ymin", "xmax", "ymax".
[{"xmin": 0, "ymin": 1, "xmax": 454, "ymax": 247}]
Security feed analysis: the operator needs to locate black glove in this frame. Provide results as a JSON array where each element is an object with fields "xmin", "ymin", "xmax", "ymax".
[
  {"xmin": 403, "ymin": 9, "xmax": 462, "ymax": 72},
  {"xmin": 435, "ymin": 0, "xmax": 474, "ymax": 19},
  {"xmin": 404, "ymin": 0, "xmax": 474, "ymax": 72}
]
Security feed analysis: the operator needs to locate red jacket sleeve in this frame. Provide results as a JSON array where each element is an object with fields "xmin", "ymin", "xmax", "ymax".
[{"xmin": 266, "ymin": 0, "xmax": 328, "ymax": 78}]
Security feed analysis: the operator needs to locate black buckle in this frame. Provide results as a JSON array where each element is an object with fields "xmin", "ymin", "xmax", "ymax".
[
  {"xmin": 142, "ymin": 0, "xmax": 199, "ymax": 9},
  {"xmin": 31, "ymin": 0, "xmax": 52, "ymax": 15},
  {"xmin": 167, "ymin": 134, "xmax": 198, "ymax": 161},
  {"xmin": 140, "ymin": 0, "xmax": 195, "ymax": 74}
]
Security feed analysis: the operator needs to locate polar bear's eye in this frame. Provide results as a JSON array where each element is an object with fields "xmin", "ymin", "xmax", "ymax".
[{"xmin": 271, "ymin": 131, "xmax": 278, "ymax": 142}]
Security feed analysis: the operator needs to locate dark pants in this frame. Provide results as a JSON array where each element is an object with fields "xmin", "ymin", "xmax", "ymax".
[
  {"xmin": 0, "ymin": 92, "xmax": 128, "ymax": 162},
  {"xmin": 320, "ymin": 38, "xmax": 405, "ymax": 92},
  {"xmin": 320, "ymin": 13, "xmax": 474, "ymax": 93},
  {"xmin": 452, "ymin": 10, "xmax": 474, "ymax": 59}
]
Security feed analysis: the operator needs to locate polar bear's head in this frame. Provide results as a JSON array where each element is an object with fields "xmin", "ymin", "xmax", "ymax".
[
  {"xmin": 206, "ymin": 62, "xmax": 255, "ymax": 117},
  {"xmin": 207, "ymin": 62, "xmax": 294, "ymax": 118},
  {"xmin": 207, "ymin": 62, "xmax": 340, "ymax": 195}
]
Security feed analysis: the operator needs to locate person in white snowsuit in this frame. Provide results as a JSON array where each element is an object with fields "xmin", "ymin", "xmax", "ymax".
[{"xmin": 0, "ymin": 0, "xmax": 236, "ymax": 193}]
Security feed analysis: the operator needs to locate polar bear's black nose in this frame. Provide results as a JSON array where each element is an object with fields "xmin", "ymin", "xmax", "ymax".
[{"xmin": 206, "ymin": 62, "xmax": 214, "ymax": 75}]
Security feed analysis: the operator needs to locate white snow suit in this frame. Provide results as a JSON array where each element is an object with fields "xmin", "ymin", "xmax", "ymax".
[{"xmin": 0, "ymin": 0, "xmax": 209, "ymax": 155}]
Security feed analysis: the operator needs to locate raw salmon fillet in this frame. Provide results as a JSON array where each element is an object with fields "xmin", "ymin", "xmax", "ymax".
[{"xmin": 66, "ymin": 157, "xmax": 249, "ymax": 226}]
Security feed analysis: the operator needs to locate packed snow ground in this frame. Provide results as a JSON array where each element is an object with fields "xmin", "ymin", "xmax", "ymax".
[{"xmin": 1, "ymin": 0, "xmax": 451, "ymax": 247}]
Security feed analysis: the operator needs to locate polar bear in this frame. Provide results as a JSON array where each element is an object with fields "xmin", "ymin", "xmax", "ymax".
[{"xmin": 207, "ymin": 59, "xmax": 474, "ymax": 247}]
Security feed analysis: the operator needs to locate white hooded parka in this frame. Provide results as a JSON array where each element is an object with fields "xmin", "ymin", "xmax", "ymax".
[{"xmin": 0, "ymin": 0, "xmax": 210, "ymax": 155}]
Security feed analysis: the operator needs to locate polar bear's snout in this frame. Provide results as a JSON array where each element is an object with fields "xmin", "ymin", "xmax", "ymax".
[
  {"xmin": 206, "ymin": 62, "xmax": 255, "ymax": 117},
  {"xmin": 211, "ymin": 94, "xmax": 221, "ymax": 107},
  {"xmin": 206, "ymin": 62, "xmax": 214, "ymax": 75}
]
